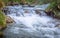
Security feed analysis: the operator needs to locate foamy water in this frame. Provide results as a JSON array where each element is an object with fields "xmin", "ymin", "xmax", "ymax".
[{"xmin": 3, "ymin": 4, "xmax": 60, "ymax": 38}]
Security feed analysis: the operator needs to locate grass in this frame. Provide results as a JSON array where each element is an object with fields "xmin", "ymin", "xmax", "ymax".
[
  {"xmin": 0, "ymin": 10, "xmax": 6, "ymax": 29},
  {"xmin": 2, "ymin": 0, "xmax": 53, "ymax": 5}
]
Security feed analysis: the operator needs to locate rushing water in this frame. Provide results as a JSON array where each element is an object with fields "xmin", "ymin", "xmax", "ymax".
[{"xmin": 3, "ymin": 4, "xmax": 60, "ymax": 38}]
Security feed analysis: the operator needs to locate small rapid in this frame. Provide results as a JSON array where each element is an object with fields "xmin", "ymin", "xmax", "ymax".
[{"xmin": 3, "ymin": 4, "xmax": 60, "ymax": 38}]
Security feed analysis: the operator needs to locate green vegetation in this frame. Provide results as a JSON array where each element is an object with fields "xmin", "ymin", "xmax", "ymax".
[
  {"xmin": 0, "ymin": 10, "xmax": 6, "ymax": 28},
  {"xmin": 46, "ymin": 0, "xmax": 60, "ymax": 18},
  {"xmin": 0, "ymin": 10, "xmax": 6, "ymax": 36},
  {"xmin": 2, "ymin": 0, "xmax": 53, "ymax": 5},
  {"xmin": 0, "ymin": 0, "xmax": 6, "ymax": 28}
]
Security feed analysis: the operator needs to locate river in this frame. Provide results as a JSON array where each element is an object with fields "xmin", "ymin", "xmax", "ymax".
[{"xmin": 3, "ymin": 4, "xmax": 60, "ymax": 38}]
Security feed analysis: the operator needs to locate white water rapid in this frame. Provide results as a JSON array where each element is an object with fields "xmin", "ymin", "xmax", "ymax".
[{"xmin": 3, "ymin": 4, "xmax": 60, "ymax": 38}]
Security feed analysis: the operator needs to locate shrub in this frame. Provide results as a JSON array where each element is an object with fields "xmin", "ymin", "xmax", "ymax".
[{"xmin": 0, "ymin": 10, "xmax": 6, "ymax": 29}]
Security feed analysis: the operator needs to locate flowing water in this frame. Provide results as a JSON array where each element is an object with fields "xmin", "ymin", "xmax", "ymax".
[{"xmin": 3, "ymin": 4, "xmax": 60, "ymax": 38}]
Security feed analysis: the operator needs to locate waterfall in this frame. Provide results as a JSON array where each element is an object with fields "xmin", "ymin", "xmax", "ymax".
[{"xmin": 3, "ymin": 4, "xmax": 60, "ymax": 38}]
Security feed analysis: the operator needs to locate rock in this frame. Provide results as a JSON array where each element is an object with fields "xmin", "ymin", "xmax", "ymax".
[
  {"xmin": 45, "ymin": 11, "xmax": 55, "ymax": 17},
  {"xmin": 0, "ymin": 26, "xmax": 7, "ymax": 30},
  {"xmin": 24, "ymin": 10, "xmax": 29, "ymax": 13},
  {"xmin": 55, "ymin": 24, "xmax": 60, "ymax": 28},
  {"xmin": 22, "ymin": 5, "xmax": 29, "ymax": 7},
  {"xmin": 2, "ymin": 7, "xmax": 8, "ymax": 15},
  {"xmin": 6, "ymin": 16, "xmax": 14, "ymax": 23},
  {"xmin": 58, "ymin": 5, "xmax": 60, "ymax": 10},
  {"xmin": 28, "ymin": 5, "xmax": 35, "ymax": 7},
  {"xmin": 45, "ymin": 9, "xmax": 60, "ymax": 19},
  {"xmin": 35, "ymin": 9, "xmax": 41, "ymax": 15}
]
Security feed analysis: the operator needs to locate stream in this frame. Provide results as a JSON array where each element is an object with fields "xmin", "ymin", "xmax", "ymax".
[{"xmin": 3, "ymin": 4, "xmax": 60, "ymax": 38}]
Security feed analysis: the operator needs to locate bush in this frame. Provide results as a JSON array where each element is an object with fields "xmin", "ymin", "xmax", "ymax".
[{"xmin": 0, "ymin": 10, "xmax": 6, "ymax": 29}]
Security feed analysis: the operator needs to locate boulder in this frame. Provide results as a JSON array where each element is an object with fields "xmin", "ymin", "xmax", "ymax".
[{"xmin": 6, "ymin": 16, "xmax": 14, "ymax": 23}]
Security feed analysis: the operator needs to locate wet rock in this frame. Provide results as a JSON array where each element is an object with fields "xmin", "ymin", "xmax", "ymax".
[
  {"xmin": 25, "ymin": 10, "xmax": 29, "ymax": 13},
  {"xmin": 22, "ymin": 5, "xmax": 29, "ymax": 7},
  {"xmin": 0, "ymin": 26, "xmax": 6, "ymax": 30},
  {"xmin": 58, "ymin": 5, "xmax": 60, "ymax": 10},
  {"xmin": 2, "ymin": 7, "xmax": 8, "ymax": 15},
  {"xmin": 45, "ymin": 9, "xmax": 55, "ymax": 17},
  {"xmin": 45, "ymin": 10, "xmax": 60, "ymax": 19},
  {"xmin": 6, "ymin": 16, "xmax": 14, "ymax": 23},
  {"xmin": 28, "ymin": 5, "xmax": 35, "ymax": 7},
  {"xmin": 35, "ymin": 10, "xmax": 41, "ymax": 15},
  {"xmin": 55, "ymin": 24, "xmax": 60, "ymax": 28}
]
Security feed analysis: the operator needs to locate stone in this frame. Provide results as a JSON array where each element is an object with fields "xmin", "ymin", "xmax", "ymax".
[
  {"xmin": 25, "ymin": 10, "xmax": 29, "ymax": 13},
  {"xmin": 2, "ymin": 7, "xmax": 8, "ymax": 15},
  {"xmin": 35, "ymin": 10, "xmax": 41, "ymax": 14},
  {"xmin": 6, "ymin": 16, "xmax": 14, "ymax": 23},
  {"xmin": 0, "ymin": 24, "xmax": 7, "ymax": 30},
  {"xmin": 55, "ymin": 24, "xmax": 60, "ymax": 28}
]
